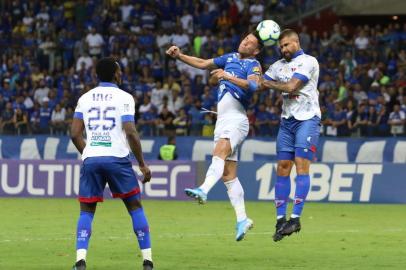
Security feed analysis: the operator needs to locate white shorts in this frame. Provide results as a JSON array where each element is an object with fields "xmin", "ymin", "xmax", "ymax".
[{"xmin": 214, "ymin": 116, "xmax": 249, "ymax": 161}]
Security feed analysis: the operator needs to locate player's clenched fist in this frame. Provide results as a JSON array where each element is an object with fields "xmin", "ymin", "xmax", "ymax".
[
  {"xmin": 166, "ymin": 46, "xmax": 180, "ymax": 58},
  {"xmin": 140, "ymin": 165, "xmax": 152, "ymax": 183},
  {"xmin": 210, "ymin": 69, "xmax": 227, "ymax": 81}
]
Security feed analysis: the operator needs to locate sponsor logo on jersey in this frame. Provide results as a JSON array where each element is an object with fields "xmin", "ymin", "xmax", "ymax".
[{"xmin": 252, "ymin": 66, "xmax": 261, "ymax": 74}]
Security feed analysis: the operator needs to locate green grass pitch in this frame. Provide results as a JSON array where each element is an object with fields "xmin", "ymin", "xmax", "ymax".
[{"xmin": 0, "ymin": 198, "xmax": 405, "ymax": 269}]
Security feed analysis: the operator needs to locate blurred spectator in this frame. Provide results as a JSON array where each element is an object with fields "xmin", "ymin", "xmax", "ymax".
[
  {"xmin": 202, "ymin": 112, "xmax": 215, "ymax": 137},
  {"xmin": 39, "ymin": 97, "xmax": 52, "ymax": 133},
  {"xmin": 50, "ymin": 104, "xmax": 66, "ymax": 135},
  {"xmin": 388, "ymin": 104, "xmax": 405, "ymax": 136},
  {"xmin": 249, "ymin": 0, "xmax": 264, "ymax": 24},
  {"xmin": 188, "ymin": 100, "xmax": 203, "ymax": 136},
  {"xmin": 157, "ymin": 106, "xmax": 175, "ymax": 136},
  {"xmin": 0, "ymin": 102, "xmax": 15, "ymax": 134},
  {"xmin": 85, "ymin": 27, "xmax": 104, "ymax": 58},
  {"xmin": 13, "ymin": 107, "xmax": 28, "ymax": 135},
  {"xmin": 173, "ymin": 108, "xmax": 188, "ymax": 136}
]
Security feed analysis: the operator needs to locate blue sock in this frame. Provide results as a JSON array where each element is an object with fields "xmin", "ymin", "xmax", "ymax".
[
  {"xmin": 275, "ymin": 176, "xmax": 291, "ymax": 218},
  {"xmin": 76, "ymin": 211, "xmax": 94, "ymax": 250},
  {"xmin": 129, "ymin": 208, "xmax": 151, "ymax": 250},
  {"xmin": 292, "ymin": 174, "xmax": 310, "ymax": 217}
]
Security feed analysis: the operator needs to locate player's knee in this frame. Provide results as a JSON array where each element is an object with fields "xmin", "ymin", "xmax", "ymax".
[
  {"xmin": 295, "ymin": 158, "xmax": 310, "ymax": 174},
  {"xmin": 277, "ymin": 161, "xmax": 292, "ymax": 176},
  {"xmin": 123, "ymin": 196, "xmax": 142, "ymax": 211},
  {"xmin": 80, "ymin": 202, "xmax": 97, "ymax": 213},
  {"xmin": 214, "ymin": 139, "xmax": 231, "ymax": 159},
  {"xmin": 222, "ymin": 172, "xmax": 236, "ymax": 181}
]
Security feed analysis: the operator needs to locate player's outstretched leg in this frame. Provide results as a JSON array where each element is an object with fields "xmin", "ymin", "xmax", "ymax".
[
  {"xmin": 273, "ymin": 175, "xmax": 291, "ymax": 242},
  {"xmin": 184, "ymin": 187, "xmax": 208, "ymax": 204},
  {"xmin": 184, "ymin": 156, "xmax": 225, "ymax": 204},
  {"xmin": 224, "ymin": 177, "xmax": 253, "ymax": 241},
  {"xmin": 72, "ymin": 210, "xmax": 95, "ymax": 269},
  {"xmin": 279, "ymin": 174, "xmax": 310, "ymax": 237}
]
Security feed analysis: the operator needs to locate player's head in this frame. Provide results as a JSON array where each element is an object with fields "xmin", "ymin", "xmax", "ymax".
[
  {"xmin": 278, "ymin": 29, "xmax": 301, "ymax": 61},
  {"xmin": 238, "ymin": 33, "xmax": 263, "ymax": 57},
  {"xmin": 96, "ymin": 57, "xmax": 122, "ymax": 84}
]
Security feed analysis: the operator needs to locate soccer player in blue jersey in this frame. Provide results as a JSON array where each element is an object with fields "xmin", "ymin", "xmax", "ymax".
[
  {"xmin": 259, "ymin": 29, "xmax": 321, "ymax": 241},
  {"xmin": 70, "ymin": 57, "xmax": 153, "ymax": 270},
  {"xmin": 166, "ymin": 33, "xmax": 263, "ymax": 241}
]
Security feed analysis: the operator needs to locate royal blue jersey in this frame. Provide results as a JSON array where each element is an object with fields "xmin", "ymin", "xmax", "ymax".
[{"xmin": 214, "ymin": 53, "xmax": 261, "ymax": 109}]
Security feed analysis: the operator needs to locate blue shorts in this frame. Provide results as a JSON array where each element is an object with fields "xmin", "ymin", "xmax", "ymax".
[
  {"xmin": 79, "ymin": 156, "xmax": 140, "ymax": 203},
  {"xmin": 276, "ymin": 116, "xmax": 321, "ymax": 161}
]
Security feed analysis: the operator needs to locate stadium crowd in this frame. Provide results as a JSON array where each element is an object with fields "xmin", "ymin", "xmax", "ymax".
[{"xmin": 0, "ymin": 0, "xmax": 405, "ymax": 137}]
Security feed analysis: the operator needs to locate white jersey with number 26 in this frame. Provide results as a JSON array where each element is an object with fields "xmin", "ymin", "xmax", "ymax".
[
  {"xmin": 265, "ymin": 50, "xmax": 321, "ymax": 121},
  {"xmin": 74, "ymin": 83, "xmax": 135, "ymax": 160}
]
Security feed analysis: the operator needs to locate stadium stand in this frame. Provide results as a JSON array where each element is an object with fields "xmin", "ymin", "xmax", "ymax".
[{"xmin": 0, "ymin": 0, "xmax": 405, "ymax": 137}]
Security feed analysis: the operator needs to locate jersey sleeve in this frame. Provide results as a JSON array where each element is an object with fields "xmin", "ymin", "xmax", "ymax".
[
  {"xmin": 213, "ymin": 53, "xmax": 233, "ymax": 68},
  {"xmin": 73, "ymin": 98, "xmax": 83, "ymax": 119},
  {"xmin": 120, "ymin": 95, "xmax": 135, "ymax": 123},
  {"xmin": 264, "ymin": 64, "xmax": 276, "ymax": 81},
  {"xmin": 247, "ymin": 60, "xmax": 262, "ymax": 77},
  {"xmin": 292, "ymin": 57, "xmax": 318, "ymax": 84}
]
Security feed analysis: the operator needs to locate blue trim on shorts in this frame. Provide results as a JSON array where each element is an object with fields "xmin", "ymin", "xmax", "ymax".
[
  {"xmin": 277, "ymin": 151, "xmax": 295, "ymax": 161},
  {"xmin": 295, "ymin": 147, "xmax": 314, "ymax": 161}
]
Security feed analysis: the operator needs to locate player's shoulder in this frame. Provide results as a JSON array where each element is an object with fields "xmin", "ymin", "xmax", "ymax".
[
  {"xmin": 245, "ymin": 57, "xmax": 261, "ymax": 66},
  {"xmin": 219, "ymin": 52, "xmax": 238, "ymax": 59},
  {"xmin": 270, "ymin": 58, "xmax": 285, "ymax": 68},
  {"xmin": 77, "ymin": 87, "xmax": 95, "ymax": 102},
  {"xmin": 299, "ymin": 53, "xmax": 319, "ymax": 65},
  {"xmin": 121, "ymin": 89, "xmax": 134, "ymax": 100}
]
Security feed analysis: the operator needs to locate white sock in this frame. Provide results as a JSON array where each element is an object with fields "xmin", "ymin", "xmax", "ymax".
[
  {"xmin": 291, "ymin": 214, "xmax": 300, "ymax": 219},
  {"xmin": 141, "ymin": 248, "xmax": 152, "ymax": 262},
  {"xmin": 199, "ymin": 156, "xmax": 225, "ymax": 194},
  {"xmin": 224, "ymin": 177, "xmax": 247, "ymax": 222},
  {"xmin": 76, "ymin": 249, "xmax": 87, "ymax": 262}
]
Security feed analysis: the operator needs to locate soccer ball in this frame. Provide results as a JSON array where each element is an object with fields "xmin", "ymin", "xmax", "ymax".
[{"xmin": 256, "ymin": 20, "xmax": 281, "ymax": 47}]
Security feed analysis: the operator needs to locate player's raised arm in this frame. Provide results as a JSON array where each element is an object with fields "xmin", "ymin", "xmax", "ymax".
[{"xmin": 166, "ymin": 45, "xmax": 217, "ymax": 70}]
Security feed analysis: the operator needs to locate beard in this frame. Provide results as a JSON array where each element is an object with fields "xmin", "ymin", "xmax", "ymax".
[{"xmin": 283, "ymin": 52, "xmax": 292, "ymax": 61}]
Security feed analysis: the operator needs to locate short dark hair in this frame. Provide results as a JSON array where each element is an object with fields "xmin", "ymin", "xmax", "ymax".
[
  {"xmin": 96, "ymin": 57, "xmax": 119, "ymax": 82},
  {"xmin": 252, "ymin": 31, "xmax": 264, "ymax": 50},
  {"xmin": 278, "ymin": 29, "xmax": 299, "ymax": 41}
]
